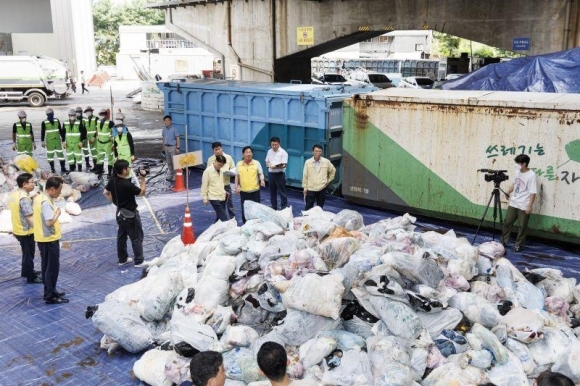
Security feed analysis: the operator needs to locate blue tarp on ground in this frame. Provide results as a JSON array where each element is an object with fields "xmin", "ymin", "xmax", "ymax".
[
  {"xmin": 1, "ymin": 157, "xmax": 580, "ymax": 385},
  {"xmin": 442, "ymin": 47, "xmax": 580, "ymax": 93}
]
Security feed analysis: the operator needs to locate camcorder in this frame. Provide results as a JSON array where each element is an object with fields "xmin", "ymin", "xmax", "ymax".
[{"xmin": 478, "ymin": 169, "xmax": 508, "ymax": 183}]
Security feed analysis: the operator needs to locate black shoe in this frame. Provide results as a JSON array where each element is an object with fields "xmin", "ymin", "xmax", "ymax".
[
  {"xmin": 51, "ymin": 169, "xmax": 56, "ymax": 174},
  {"xmin": 27, "ymin": 277, "xmax": 43, "ymax": 284},
  {"xmin": 44, "ymin": 291, "xmax": 65, "ymax": 300},
  {"xmin": 514, "ymin": 245, "xmax": 523, "ymax": 252},
  {"xmin": 21, "ymin": 270, "xmax": 41, "ymax": 278},
  {"xmin": 46, "ymin": 297, "xmax": 69, "ymax": 304}
]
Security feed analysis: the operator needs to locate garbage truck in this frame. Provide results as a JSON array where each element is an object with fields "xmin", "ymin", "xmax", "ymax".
[{"xmin": 0, "ymin": 55, "xmax": 69, "ymax": 107}]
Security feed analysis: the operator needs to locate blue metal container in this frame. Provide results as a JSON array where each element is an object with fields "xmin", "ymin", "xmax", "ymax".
[{"xmin": 158, "ymin": 79, "xmax": 377, "ymax": 189}]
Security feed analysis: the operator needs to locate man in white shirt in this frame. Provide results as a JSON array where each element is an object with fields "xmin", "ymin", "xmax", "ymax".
[
  {"xmin": 265, "ymin": 137, "xmax": 288, "ymax": 210},
  {"xmin": 501, "ymin": 154, "xmax": 538, "ymax": 252}
]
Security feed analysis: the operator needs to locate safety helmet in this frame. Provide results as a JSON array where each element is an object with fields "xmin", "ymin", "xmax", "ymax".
[
  {"xmin": 75, "ymin": 106, "xmax": 83, "ymax": 113},
  {"xmin": 68, "ymin": 109, "xmax": 77, "ymax": 116},
  {"xmin": 45, "ymin": 108, "xmax": 54, "ymax": 114},
  {"xmin": 17, "ymin": 110, "xmax": 27, "ymax": 118},
  {"xmin": 99, "ymin": 108, "xmax": 107, "ymax": 115},
  {"xmin": 84, "ymin": 106, "xmax": 94, "ymax": 112}
]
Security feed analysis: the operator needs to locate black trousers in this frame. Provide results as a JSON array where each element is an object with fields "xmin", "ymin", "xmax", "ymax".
[
  {"xmin": 38, "ymin": 241, "xmax": 60, "ymax": 300},
  {"xmin": 210, "ymin": 200, "xmax": 228, "ymax": 222},
  {"xmin": 305, "ymin": 189, "xmax": 327, "ymax": 210},
  {"xmin": 116, "ymin": 211, "xmax": 144, "ymax": 264},
  {"xmin": 240, "ymin": 190, "xmax": 261, "ymax": 223},
  {"xmin": 268, "ymin": 172, "xmax": 287, "ymax": 210},
  {"xmin": 16, "ymin": 234, "xmax": 36, "ymax": 280},
  {"xmin": 224, "ymin": 184, "xmax": 235, "ymax": 218}
]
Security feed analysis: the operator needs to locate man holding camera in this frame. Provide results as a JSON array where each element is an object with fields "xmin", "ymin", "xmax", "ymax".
[
  {"xmin": 501, "ymin": 154, "xmax": 537, "ymax": 252},
  {"xmin": 103, "ymin": 160, "xmax": 147, "ymax": 267}
]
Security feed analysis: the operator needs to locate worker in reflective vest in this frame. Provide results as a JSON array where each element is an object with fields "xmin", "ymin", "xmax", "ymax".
[
  {"xmin": 83, "ymin": 106, "xmax": 98, "ymax": 170},
  {"xmin": 92, "ymin": 108, "xmax": 115, "ymax": 177},
  {"xmin": 112, "ymin": 119, "xmax": 135, "ymax": 179},
  {"xmin": 33, "ymin": 176, "xmax": 68, "ymax": 304},
  {"xmin": 41, "ymin": 108, "xmax": 67, "ymax": 174},
  {"xmin": 12, "ymin": 110, "xmax": 36, "ymax": 156},
  {"xmin": 62, "ymin": 109, "xmax": 87, "ymax": 172},
  {"xmin": 9, "ymin": 173, "xmax": 41, "ymax": 284}
]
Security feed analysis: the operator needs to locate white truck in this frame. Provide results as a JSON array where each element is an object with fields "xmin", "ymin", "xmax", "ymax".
[{"xmin": 0, "ymin": 55, "xmax": 69, "ymax": 107}]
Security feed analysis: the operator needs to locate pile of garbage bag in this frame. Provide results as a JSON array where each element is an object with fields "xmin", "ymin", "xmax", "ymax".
[{"xmin": 87, "ymin": 202, "xmax": 580, "ymax": 385}]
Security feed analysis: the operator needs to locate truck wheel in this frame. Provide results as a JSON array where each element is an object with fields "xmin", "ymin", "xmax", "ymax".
[{"xmin": 28, "ymin": 92, "xmax": 45, "ymax": 107}]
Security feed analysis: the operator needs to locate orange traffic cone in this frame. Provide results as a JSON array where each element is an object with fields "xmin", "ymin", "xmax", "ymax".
[
  {"xmin": 172, "ymin": 169, "xmax": 185, "ymax": 192},
  {"xmin": 181, "ymin": 206, "xmax": 195, "ymax": 245}
]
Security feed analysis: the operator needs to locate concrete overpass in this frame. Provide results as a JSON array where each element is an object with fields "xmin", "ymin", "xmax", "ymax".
[{"xmin": 151, "ymin": 0, "xmax": 580, "ymax": 83}]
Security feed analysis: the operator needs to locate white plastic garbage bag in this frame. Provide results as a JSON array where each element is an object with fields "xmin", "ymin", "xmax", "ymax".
[
  {"xmin": 332, "ymin": 209, "xmax": 364, "ymax": 231},
  {"xmin": 244, "ymin": 200, "xmax": 290, "ymax": 229},
  {"xmin": 133, "ymin": 348, "xmax": 174, "ymax": 386},
  {"xmin": 64, "ymin": 202, "xmax": 82, "ymax": 215},
  {"xmin": 91, "ymin": 299, "xmax": 153, "ymax": 353},
  {"xmin": 170, "ymin": 308, "xmax": 218, "ymax": 351},
  {"xmin": 486, "ymin": 350, "xmax": 528, "ymax": 386},
  {"xmin": 300, "ymin": 337, "xmax": 337, "ymax": 369},
  {"xmin": 447, "ymin": 292, "xmax": 501, "ymax": 328},
  {"xmin": 321, "ymin": 348, "xmax": 374, "ymax": 386},
  {"xmin": 275, "ymin": 308, "xmax": 341, "ymax": 346},
  {"xmin": 317, "ymin": 237, "xmax": 360, "ymax": 270},
  {"xmin": 136, "ymin": 271, "xmax": 184, "ymax": 321},
  {"xmin": 366, "ymin": 335, "xmax": 414, "ymax": 386},
  {"xmin": 275, "ymin": 273, "xmax": 345, "ymax": 319},
  {"xmin": 502, "ymin": 307, "xmax": 544, "ymax": 343},
  {"xmin": 369, "ymin": 296, "xmax": 426, "ymax": 341}
]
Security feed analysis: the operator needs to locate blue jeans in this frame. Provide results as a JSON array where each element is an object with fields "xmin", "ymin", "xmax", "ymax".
[{"xmin": 210, "ymin": 200, "xmax": 228, "ymax": 222}]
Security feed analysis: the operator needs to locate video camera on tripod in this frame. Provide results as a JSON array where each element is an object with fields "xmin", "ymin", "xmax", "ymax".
[{"xmin": 478, "ymin": 169, "xmax": 508, "ymax": 184}]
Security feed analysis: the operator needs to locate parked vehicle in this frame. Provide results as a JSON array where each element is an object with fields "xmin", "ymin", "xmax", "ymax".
[
  {"xmin": 349, "ymin": 69, "xmax": 394, "ymax": 89},
  {"xmin": 0, "ymin": 55, "xmax": 69, "ymax": 107},
  {"xmin": 398, "ymin": 76, "xmax": 435, "ymax": 89},
  {"xmin": 446, "ymin": 73, "xmax": 465, "ymax": 80},
  {"xmin": 311, "ymin": 72, "xmax": 350, "ymax": 85}
]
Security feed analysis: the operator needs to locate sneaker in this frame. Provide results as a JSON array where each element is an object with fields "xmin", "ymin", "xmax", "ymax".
[
  {"xmin": 134, "ymin": 260, "xmax": 147, "ymax": 268},
  {"xmin": 118, "ymin": 258, "xmax": 134, "ymax": 266}
]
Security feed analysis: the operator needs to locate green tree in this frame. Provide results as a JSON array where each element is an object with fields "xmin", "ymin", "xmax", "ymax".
[
  {"xmin": 434, "ymin": 32, "xmax": 461, "ymax": 58},
  {"xmin": 93, "ymin": 0, "xmax": 164, "ymax": 66}
]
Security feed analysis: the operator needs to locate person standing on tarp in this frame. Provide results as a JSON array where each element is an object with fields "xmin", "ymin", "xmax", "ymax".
[
  {"xmin": 9, "ymin": 173, "xmax": 41, "ymax": 284},
  {"xmin": 302, "ymin": 144, "xmax": 336, "ymax": 210},
  {"xmin": 92, "ymin": 108, "xmax": 115, "ymax": 177},
  {"xmin": 12, "ymin": 110, "xmax": 36, "ymax": 157},
  {"xmin": 112, "ymin": 119, "xmax": 136, "ymax": 179},
  {"xmin": 63, "ymin": 109, "xmax": 87, "ymax": 172},
  {"xmin": 34, "ymin": 176, "xmax": 68, "ymax": 304},
  {"xmin": 201, "ymin": 154, "xmax": 228, "ymax": 222},
  {"xmin": 265, "ymin": 137, "xmax": 288, "ymax": 210},
  {"xmin": 41, "ymin": 108, "xmax": 67, "ymax": 174},
  {"xmin": 83, "ymin": 106, "xmax": 98, "ymax": 170},
  {"xmin": 161, "ymin": 115, "xmax": 180, "ymax": 182},
  {"xmin": 80, "ymin": 70, "xmax": 89, "ymax": 94},
  {"xmin": 206, "ymin": 142, "xmax": 236, "ymax": 219},
  {"xmin": 103, "ymin": 159, "xmax": 147, "ymax": 267},
  {"xmin": 234, "ymin": 146, "xmax": 265, "ymax": 223}
]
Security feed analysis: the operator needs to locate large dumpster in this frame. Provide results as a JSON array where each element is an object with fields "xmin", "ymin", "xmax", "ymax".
[
  {"xmin": 158, "ymin": 79, "xmax": 376, "ymax": 189},
  {"xmin": 342, "ymin": 88, "xmax": 580, "ymax": 243}
]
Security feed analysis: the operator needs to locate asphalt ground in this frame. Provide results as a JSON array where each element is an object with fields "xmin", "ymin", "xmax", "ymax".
[{"xmin": 0, "ymin": 79, "xmax": 164, "ymax": 160}]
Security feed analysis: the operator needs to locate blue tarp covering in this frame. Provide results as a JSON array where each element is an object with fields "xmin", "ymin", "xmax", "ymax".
[
  {"xmin": 442, "ymin": 47, "xmax": 580, "ymax": 92},
  {"xmin": 1, "ymin": 145, "xmax": 580, "ymax": 385}
]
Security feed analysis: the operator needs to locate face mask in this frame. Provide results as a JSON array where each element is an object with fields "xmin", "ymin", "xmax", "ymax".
[
  {"xmin": 87, "ymin": 112, "xmax": 93, "ymax": 117},
  {"xmin": 99, "ymin": 115, "xmax": 106, "ymax": 119},
  {"xmin": 20, "ymin": 118, "xmax": 26, "ymax": 123},
  {"xmin": 515, "ymin": 164, "xmax": 522, "ymax": 171},
  {"xmin": 76, "ymin": 113, "xmax": 82, "ymax": 118}
]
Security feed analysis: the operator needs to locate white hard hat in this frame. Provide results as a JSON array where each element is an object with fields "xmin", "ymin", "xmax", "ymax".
[
  {"xmin": 116, "ymin": 112, "xmax": 125, "ymax": 120},
  {"xmin": 99, "ymin": 108, "xmax": 107, "ymax": 114},
  {"xmin": 45, "ymin": 108, "xmax": 54, "ymax": 114},
  {"xmin": 114, "ymin": 119, "xmax": 123, "ymax": 126},
  {"xmin": 17, "ymin": 110, "xmax": 27, "ymax": 118},
  {"xmin": 68, "ymin": 109, "xmax": 77, "ymax": 116}
]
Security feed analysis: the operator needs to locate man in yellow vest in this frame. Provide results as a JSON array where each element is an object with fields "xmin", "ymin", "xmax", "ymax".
[
  {"xmin": 91, "ymin": 108, "xmax": 114, "ymax": 177},
  {"xmin": 234, "ymin": 146, "xmax": 265, "ymax": 223},
  {"xmin": 63, "ymin": 109, "xmax": 87, "ymax": 172},
  {"xmin": 12, "ymin": 110, "xmax": 36, "ymax": 156},
  {"xmin": 41, "ymin": 108, "xmax": 67, "ymax": 174},
  {"xmin": 82, "ymin": 106, "xmax": 98, "ymax": 170},
  {"xmin": 34, "ymin": 176, "xmax": 67, "ymax": 304},
  {"xmin": 9, "ymin": 173, "xmax": 42, "ymax": 284}
]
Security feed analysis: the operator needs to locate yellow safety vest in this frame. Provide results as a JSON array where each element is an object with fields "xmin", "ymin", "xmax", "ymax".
[
  {"xmin": 33, "ymin": 193, "xmax": 61, "ymax": 242},
  {"xmin": 236, "ymin": 160, "xmax": 261, "ymax": 192},
  {"xmin": 9, "ymin": 190, "xmax": 33, "ymax": 236}
]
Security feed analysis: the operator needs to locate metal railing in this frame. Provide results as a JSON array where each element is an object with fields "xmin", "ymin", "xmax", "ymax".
[{"xmin": 146, "ymin": 39, "xmax": 197, "ymax": 49}]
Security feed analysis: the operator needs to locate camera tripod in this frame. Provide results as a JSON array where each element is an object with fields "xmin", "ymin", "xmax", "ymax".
[{"xmin": 472, "ymin": 180, "xmax": 508, "ymax": 244}]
